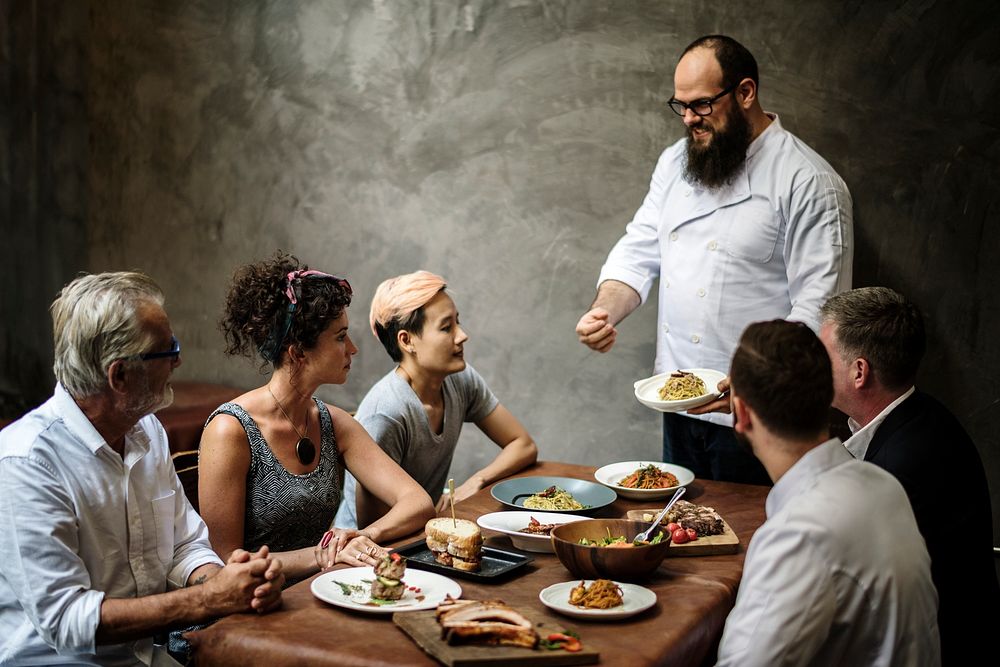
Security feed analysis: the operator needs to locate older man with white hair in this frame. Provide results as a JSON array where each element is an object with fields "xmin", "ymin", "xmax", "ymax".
[{"xmin": 0, "ymin": 272, "xmax": 284, "ymax": 666}]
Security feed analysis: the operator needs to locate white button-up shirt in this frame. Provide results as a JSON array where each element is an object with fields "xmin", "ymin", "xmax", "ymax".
[
  {"xmin": 599, "ymin": 115, "xmax": 853, "ymax": 426},
  {"xmin": 716, "ymin": 439, "xmax": 940, "ymax": 666},
  {"xmin": 0, "ymin": 384, "xmax": 223, "ymax": 666},
  {"xmin": 843, "ymin": 386, "xmax": 916, "ymax": 459}
]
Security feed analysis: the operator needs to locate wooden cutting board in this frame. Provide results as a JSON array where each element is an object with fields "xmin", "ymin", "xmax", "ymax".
[
  {"xmin": 626, "ymin": 509, "xmax": 740, "ymax": 556},
  {"xmin": 393, "ymin": 607, "xmax": 599, "ymax": 667}
]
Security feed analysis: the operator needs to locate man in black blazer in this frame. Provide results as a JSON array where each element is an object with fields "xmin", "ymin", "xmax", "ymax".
[{"xmin": 819, "ymin": 287, "xmax": 998, "ymax": 666}]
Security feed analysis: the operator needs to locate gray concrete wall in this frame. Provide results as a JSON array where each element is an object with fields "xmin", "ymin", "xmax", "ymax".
[
  {"xmin": 0, "ymin": 0, "xmax": 88, "ymax": 416},
  {"xmin": 5, "ymin": 1, "xmax": 1000, "ymax": 556}
]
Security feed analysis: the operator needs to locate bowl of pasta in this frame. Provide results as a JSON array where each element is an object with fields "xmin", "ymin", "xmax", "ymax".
[
  {"xmin": 550, "ymin": 519, "xmax": 672, "ymax": 581},
  {"xmin": 490, "ymin": 476, "xmax": 617, "ymax": 515},
  {"xmin": 593, "ymin": 461, "xmax": 695, "ymax": 500},
  {"xmin": 633, "ymin": 368, "xmax": 726, "ymax": 413}
]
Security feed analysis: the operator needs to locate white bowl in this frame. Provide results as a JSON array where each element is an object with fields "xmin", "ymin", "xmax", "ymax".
[
  {"xmin": 476, "ymin": 511, "xmax": 590, "ymax": 553},
  {"xmin": 633, "ymin": 368, "xmax": 726, "ymax": 413},
  {"xmin": 593, "ymin": 461, "xmax": 695, "ymax": 500}
]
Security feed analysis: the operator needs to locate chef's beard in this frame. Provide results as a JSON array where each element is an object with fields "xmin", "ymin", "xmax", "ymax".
[{"xmin": 683, "ymin": 105, "xmax": 752, "ymax": 189}]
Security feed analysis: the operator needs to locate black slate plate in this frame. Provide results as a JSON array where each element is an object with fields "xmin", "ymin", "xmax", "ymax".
[{"xmin": 391, "ymin": 539, "xmax": 533, "ymax": 582}]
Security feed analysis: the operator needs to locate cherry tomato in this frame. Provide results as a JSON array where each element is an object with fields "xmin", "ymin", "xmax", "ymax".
[
  {"xmin": 666, "ymin": 522, "xmax": 681, "ymax": 533},
  {"xmin": 685, "ymin": 528, "xmax": 698, "ymax": 541},
  {"xmin": 671, "ymin": 527, "xmax": 690, "ymax": 544}
]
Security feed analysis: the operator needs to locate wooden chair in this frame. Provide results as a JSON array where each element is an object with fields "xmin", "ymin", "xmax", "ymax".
[{"xmin": 171, "ymin": 450, "xmax": 200, "ymax": 513}]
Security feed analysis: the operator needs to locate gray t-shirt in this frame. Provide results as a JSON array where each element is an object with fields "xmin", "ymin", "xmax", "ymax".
[{"xmin": 334, "ymin": 364, "xmax": 498, "ymax": 528}]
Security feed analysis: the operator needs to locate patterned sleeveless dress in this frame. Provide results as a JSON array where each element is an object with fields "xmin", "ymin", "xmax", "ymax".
[{"xmin": 205, "ymin": 399, "xmax": 344, "ymax": 553}]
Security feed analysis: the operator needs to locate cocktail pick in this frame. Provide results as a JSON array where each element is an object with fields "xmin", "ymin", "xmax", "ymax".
[{"xmin": 448, "ymin": 478, "xmax": 456, "ymax": 527}]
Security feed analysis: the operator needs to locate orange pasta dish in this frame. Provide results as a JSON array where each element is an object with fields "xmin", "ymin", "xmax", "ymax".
[
  {"xmin": 568, "ymin": 579, "xmax": 624, "ymax": 609},
  {"xmin": 618, "ymin": 464, "xmax": 679, "ymax": 489}
]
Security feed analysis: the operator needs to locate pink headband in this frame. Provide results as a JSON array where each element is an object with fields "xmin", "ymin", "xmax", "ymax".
[
  {"xmin": 285, "ymin": 270, "xmax": 351, "ymax": 304},
  {"xmin": 258, "ymin": 269, "xmax": 352, "ymax": 363}
]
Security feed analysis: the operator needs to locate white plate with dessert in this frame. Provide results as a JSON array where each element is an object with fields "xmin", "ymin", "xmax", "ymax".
[
  {"xmin": 476, "ymin": 511, "xmax": 589, "ymax": 553},
  {"xmin": 538, "ymin": 579, "xmax": 657, "ymax": 620}
]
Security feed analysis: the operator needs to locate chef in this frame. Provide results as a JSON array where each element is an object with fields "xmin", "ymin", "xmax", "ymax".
[{"xmin": 576, "ymin": 34, "xmax": 852, "ymax": 484}]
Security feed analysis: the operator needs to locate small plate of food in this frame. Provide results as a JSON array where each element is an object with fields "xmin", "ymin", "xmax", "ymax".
[
  {"xmin": 538, "ymin": 579, "xmax": 657, "ymax": 620},
  {"xmin": 476, "ymin": 511, "xmax": 590, "ymax": 553},
  {"xmin": 594, "ymin": 461, "xmax": 695, "ymax": 500},
  {"xmin": 490, "ymin": 476, "xmax": 618, "ymax": 514},
  {"xmin": 311, "ymin": 554, "xmax": 462, "ymax": 614},
  {"xmin": 633, "ymin": 368, "xmax": 726, "ymax": 413}
]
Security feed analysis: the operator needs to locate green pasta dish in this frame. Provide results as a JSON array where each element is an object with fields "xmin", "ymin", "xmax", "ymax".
[{"xmin": 522, "ymin": 485, "xmax": 588, "ymax": 511}]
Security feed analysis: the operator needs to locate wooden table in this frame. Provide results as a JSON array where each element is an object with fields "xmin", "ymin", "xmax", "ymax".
[{"xmin": 188, "ymin": 461, "xmax": 768, "ymax": 666}]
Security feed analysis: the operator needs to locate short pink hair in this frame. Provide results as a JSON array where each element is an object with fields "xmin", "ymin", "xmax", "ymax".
[{"xmin": 369, "ymin": 270, "xmax": 448, "ymax": 336}]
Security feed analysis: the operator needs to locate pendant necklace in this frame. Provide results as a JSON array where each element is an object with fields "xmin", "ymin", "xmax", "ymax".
[{"xmin": 267, "ymin": 385, "xmax": 316, "ymax": 465}]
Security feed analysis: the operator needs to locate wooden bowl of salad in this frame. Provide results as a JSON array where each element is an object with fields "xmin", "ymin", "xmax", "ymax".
[{"xmin": 550, "ymin": 519, "xmax": 671, "ymax": 581}]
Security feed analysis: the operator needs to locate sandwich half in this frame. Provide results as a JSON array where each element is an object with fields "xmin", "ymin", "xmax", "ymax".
[{"xmin": 425, "ymin": 517, "xmax": 483, "ymax": 572}]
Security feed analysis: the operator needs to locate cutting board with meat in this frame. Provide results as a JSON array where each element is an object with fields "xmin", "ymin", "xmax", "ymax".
[
  {"xmin": 626, "ymin": 499, "xmax": 739, "ymax": 556},
  {"xmin": 394, "ymin": 599, "xmax": 599, "ymax": 667}
]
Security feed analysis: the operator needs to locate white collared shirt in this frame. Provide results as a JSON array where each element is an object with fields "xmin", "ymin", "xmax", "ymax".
[
  {"xmin": 0, "ymin": 384, "xmax": 223, "ymax": 666},
  {"xmin": 843, "ymin": 386, "xmax": 916, "ymax": 459},
  {"xmin": 716, "ymin": 439, "xmax": 940, "ymax": 666},
  {"xmin": 599, "ymin": 115, "xmax": 853, "ymax": 426}
]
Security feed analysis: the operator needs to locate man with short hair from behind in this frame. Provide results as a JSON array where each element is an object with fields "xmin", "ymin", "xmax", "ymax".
[
  {"xmin": 0, "ymin": 272, "xmax": 284, "ymax": 666},
  {"xmin": 819, "ymin": 287, "xmax": 999, "ymax": 665},
  {"xmin": 716, "ymin": 320, "xmax": 939, "ymax": 666}
]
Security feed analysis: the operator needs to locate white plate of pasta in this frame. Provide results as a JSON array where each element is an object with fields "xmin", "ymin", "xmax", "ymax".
[
  {"xmin": 594, "ymin": 461, "xmax": 695, "ymax": 500},
  {"xmin": 633, "ymin": 368, "xmax": 726, "ymax": 413},
  {"xmin": 539, "ymin": 580, "xmax": 657, "ymax": 620}
]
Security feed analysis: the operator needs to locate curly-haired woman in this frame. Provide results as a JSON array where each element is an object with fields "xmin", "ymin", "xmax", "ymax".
[
  {"xmin": 198, "ymin": 253, "xmax": 434, "ymax": 582},
  {"xmin": 335, "ymin": 270, "xmax": 537, "ymax": 529}
]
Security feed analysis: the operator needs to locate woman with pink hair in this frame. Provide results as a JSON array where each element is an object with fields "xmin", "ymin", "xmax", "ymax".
[{"xmin": 335, "ymin": 270, "xmax": 538, "ymax": 528}]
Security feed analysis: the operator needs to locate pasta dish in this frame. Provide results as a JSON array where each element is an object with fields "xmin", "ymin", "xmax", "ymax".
[
  {"xmin": 618, "ymin": 464, "xmax": 680, "ymax": 489},
  {"xmin": 568, "ymin": 579, "xmax": 624, "ymax": 609},
  {"xmin": 522, "ymin": 486, "xmax": 585, "ymax": 511},
  {"xmin": 657, "ymin": 370, "xmax": 707, "ymax": 401}
]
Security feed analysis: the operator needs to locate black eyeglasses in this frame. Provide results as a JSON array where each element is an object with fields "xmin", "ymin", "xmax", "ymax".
[
  {"xmin": 668, "ymin": 82, "xmax": 739, "ymax": 117},
  {"xmin": 137, "ymin": 335, "xmax": 181, "ymax": 361}
]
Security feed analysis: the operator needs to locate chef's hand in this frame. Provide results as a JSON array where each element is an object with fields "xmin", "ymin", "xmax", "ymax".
[
  {"xmin": 686, "ymin": 376, "xmax": 732, "ymax": 415},
  {"xmin": 315, "ymin": 529, "xmax": 387, "ymax": 570},
  {"xmin": 576, "ymin": 307, "xmax": 618, "ymax": 353}
]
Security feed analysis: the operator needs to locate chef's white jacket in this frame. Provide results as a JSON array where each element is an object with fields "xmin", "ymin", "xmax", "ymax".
[{"xmin": 599, "ymin": 115, "xmax": 852, "ymax": 426}]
